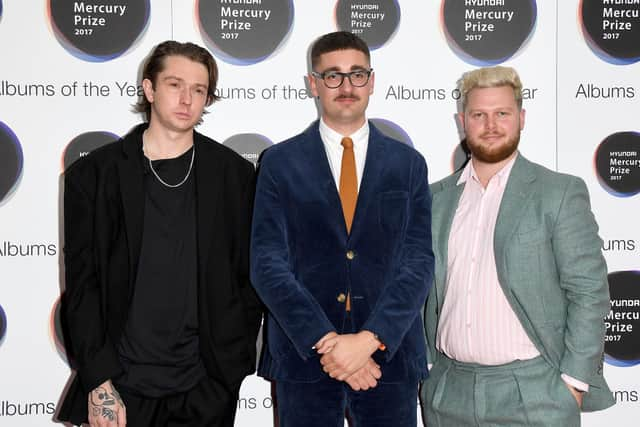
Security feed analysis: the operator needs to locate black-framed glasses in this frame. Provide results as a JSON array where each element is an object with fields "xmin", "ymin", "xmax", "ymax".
[{"xmin": 311, "ymin": 69, "xmax": 373, "ymax": 89}]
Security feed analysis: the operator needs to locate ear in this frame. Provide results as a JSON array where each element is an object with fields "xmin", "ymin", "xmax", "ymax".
[
  {"xmin": 519, "ymin": 108, "xmax": 526, "ymax": 131},
  {"xmin": 142, "ymin": 78, "xmax": 154, "ymax": 103},
  {"xmin": 368, "ymin": 71, "xmax": 375, "ymax": 94},
  {"xmin": 308, "ymin": 73, "xmax": 320, "ymax": 98}
]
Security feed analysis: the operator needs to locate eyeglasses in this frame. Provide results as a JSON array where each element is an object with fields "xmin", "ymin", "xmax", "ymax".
[{"xmin": 311, "ymin": 69, "xmax": 373, "ymax": 89}]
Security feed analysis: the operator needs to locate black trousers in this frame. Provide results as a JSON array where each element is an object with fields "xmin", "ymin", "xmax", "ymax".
[{"xmin": 115, "ymin": 377, "xmax": 239, "ymax": 427}]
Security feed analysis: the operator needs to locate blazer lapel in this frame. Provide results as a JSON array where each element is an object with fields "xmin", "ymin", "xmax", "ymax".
[
  {"xmin": 494, "ymin": 155, "xmax": 537, "ymax": 292},
  {"xmin": 301, "ymin": 123, "xmax": 347, "ymax": 235},
  {"xmin": 194, "ymin": 134, "xmax": 224, "ymax": 273},
  {"xmin": 118, "ymin": 126, "xmax": 146, "ymax": 283},
  {"xmin": 348, "ymin": 123, "xmax": 386, "ymax": 242},
  {"xmin": 432, "ymin": 179, "xmax": 464, "ymax": 310}
]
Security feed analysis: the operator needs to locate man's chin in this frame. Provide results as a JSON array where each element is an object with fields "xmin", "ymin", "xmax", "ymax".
[
  {"xmin": 468, "ymin": 137, "xmax": 519, "ymax": 164},
  {"xmin": 470, "ymin": 145, "xmax": 518, "ymax": 164}
]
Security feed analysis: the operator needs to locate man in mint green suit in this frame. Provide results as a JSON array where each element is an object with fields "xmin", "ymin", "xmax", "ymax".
[{"xmin": 422, "ymin": 66, "xmax": 615, "ymax": 426}]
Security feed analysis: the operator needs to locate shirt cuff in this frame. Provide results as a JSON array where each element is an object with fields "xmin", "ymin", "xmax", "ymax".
[{"xmin": 561, "ymin": 373, "xmax": 589, "ymax": 392}]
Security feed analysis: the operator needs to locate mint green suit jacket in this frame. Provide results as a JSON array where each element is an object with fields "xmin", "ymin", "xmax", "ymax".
[{"xmin": 424, "ymin": 154, "xmax": 615, "ymax": 412}]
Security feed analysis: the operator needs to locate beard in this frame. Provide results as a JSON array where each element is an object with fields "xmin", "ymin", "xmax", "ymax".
[{"xmin": 466, "ymin": 131, "xmax": 520, "ymax": 164}]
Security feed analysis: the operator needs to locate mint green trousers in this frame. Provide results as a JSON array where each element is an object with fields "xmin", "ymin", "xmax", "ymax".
[{"xmin": 421, "ymin": 355, "xmax": 581, "ymax": 427}]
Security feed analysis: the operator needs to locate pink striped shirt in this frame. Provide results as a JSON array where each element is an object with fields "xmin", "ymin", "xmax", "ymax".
[{"xmin": 436, "ymin": 156, "xmax": 540, "ymax": 364}]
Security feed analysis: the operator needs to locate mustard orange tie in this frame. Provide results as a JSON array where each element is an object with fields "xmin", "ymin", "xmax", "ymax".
[{"xmin": 339, "ymin": 137, "xmax": 357, "ymax": 234}]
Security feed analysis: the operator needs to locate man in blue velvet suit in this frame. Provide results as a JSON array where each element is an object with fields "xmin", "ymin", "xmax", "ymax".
[
  {"xmin": 251, "ymin": 31, "xmax": 434, "ymax": 427},
  {"xmin": 422, "ymin": 66, "xmax": 614, "ymax": 426}
]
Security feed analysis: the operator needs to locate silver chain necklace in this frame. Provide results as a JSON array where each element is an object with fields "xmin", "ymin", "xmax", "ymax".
[{"xmin": 147, "ymin": 146, "xmax": 195, "ymax": 188}]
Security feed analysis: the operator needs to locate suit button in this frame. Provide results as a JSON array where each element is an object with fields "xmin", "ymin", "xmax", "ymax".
[
  {"xmin": 346, "ymin": 250, "xmax": 355, "ymax": 260},
  {"xmin": 337, "ymin": 293, "xmax": 346, "ymax": 303}
]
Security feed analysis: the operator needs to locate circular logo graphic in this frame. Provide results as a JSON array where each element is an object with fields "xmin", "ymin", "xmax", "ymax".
[
  {"xmin": 441, "ymin": 0, "xmax": 537, "ymax": 65},
  {"xmin": 580, "ymin": 0, "xmax": 640, "ymax": 65},
  {"xmin": 197, "ymin": 0, "xmax": 294, "ymax": 65},
  {"xmin": 594, "ymin": 131, "xmax": 640, "ymax": 197},
  {"xmin": 371, "ymin": 118, "xmax": 413, "ymax": 146},
  {"xmin": 605, "ymin": 270, "xmax": 640, "ymax": 367},
  {"xmin": 335, "ymin": 0, "xmax": 401, "ymax": 50},
  {"xmin": 0, "ymin": 122, "xmax": 23, "ymax": 205},
  {"xmin": 48, "ymin": 0, "xmax": 150, "ymax": 62},
  {"xmin": 0, "ymin": 304, "xmax": 6, "ymax": 347},
  {"xmin": 62, "ymin": 131, "xmax": 118, "ymax": 170},
  {"xmin": 223, "ymin": 133, "xmax": 273, "ymax": 166},
  {"xmin": 50, "ymin": 297, "xmax": 68, "ymax": 363}
]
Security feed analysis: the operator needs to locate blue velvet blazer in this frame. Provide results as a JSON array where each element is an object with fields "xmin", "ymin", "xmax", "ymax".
[{"xmin": 250, "ymin": 121, "xmax": 434, "ymax": 383}]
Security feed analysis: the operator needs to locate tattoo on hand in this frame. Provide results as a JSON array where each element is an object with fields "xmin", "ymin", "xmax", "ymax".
[
  {"xmin": 90, "ymin": 387, "xmax": 116, "ymax": 406},
  {"xmin": 101, "ymin": 407, "xmax": 116, "ymax": 421},
  {"xmin": 89, "ymin": 386, "xmax": 123, "ymax": 421},
  {"xmin": 111, "ymin": 388, "xmax": 124, "ymax": 406}
]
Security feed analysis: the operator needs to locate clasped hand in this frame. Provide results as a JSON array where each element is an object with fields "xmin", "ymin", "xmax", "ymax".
[{"xmin": 315, "ymin": 331, "xmax": 382, "ymax": 391}]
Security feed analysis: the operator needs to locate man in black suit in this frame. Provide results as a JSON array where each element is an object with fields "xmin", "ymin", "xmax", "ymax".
[{"xmin": 57, "ymin": 41, "xmax": 261, "ymax": 427}]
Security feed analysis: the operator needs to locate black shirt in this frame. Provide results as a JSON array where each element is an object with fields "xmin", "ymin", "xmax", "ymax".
[{"xmin": 117, "ymin": 146, "xmax": 205, "ymax": 397}]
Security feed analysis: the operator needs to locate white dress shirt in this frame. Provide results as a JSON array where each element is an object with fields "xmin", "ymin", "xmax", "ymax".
[{"xmin": 319, "ymin": 118, "xmax": 369, "ymax": 191}]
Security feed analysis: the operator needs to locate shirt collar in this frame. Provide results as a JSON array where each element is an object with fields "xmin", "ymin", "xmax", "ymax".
[
  {"xmin": 457, "ymin": 152, "xmax": 519, "ymax": 187},
  {"xmin": 319, "ymin": 118, "xmax": 369, "ymax": 148}
]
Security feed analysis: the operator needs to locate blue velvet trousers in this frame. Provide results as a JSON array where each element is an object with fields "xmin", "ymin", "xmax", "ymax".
[{"xmin": 275, "ymin": 377, "xmax": 418, "ymax": 427}]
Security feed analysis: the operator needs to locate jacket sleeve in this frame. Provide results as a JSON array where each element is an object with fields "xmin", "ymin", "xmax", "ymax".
[
  {"xmin": 250, "ymin": 150, "xmax": 335, "ymax": 360},
  {"xmin": 62, "ymin": 161, "xmax": 123, "ymax": 393},
  {"xmin": 553, "ymin": 177, "xmax": 610, "ymax": 385},
  {"xmin": 235, "ymin": 161, "xmax": 263, "ymax": 361},
  {"xmin": 361, "ymin": 154, "xmax": 435, "ymax": 360}
]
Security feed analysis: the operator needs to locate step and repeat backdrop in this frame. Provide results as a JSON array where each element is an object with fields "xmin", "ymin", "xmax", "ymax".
[{"xmin": 0, "ymin": 1, "xmax": 639, "ymax": 426}]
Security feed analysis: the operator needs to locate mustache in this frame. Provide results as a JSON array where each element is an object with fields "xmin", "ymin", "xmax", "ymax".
[{"xmin": 334, "ymin": 95, "xmax": 360, "ymax": 101}]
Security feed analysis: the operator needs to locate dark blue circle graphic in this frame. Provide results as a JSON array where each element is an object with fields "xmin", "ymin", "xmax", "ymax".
[
  {"xmin": 197, "ymin": 0, "xmax": 294, "ymax": 65},
  {"xmin": 580, "ymin": 0, "xmax": 640, "ymax": 65},
  {"xmin": 371, "ymin": 118, "xmax": 413, "ymax": 146},
  {"xmin": 335, "ymin": 0, "xmax": 401, "ymax": 50},
  {"xmin": 441, "ymin": 0, "xmax": 537, "ymax": 65},
  {"xmin": 0, "ymin": 121, "xmax": 23, "ymax": 204},
  {"xmin": 223, "ymin": 133, "xmax": 273, "ymax": 166},
  {"xmin": 594, "ymin": 131, "xmax": 640, "ymax": 197},
  {"xmin": 48, "ymin": 0, "xmax": 150, "ymax": 62},
  {"xmin": 0, "ymin": 305, "xmax": 6, "ymax": 346},
  {"xmin": 605, "ymin": 270, "xmax": 640, "ymax": 367},
  {"xmin": 63, "ymin": 131, "xmax": 119, "ymax": 170}
]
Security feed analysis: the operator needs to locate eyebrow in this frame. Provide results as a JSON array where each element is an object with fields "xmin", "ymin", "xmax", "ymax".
[
  {"xmin": 467, "ymin": 107, "xmax": 516, "ymax": 113},
  {"xmin": 163, "ymin": 75, "xmax": 183, "ymax": 82},
  {"xmin": 319, "ymin": 65, "xmax": 370, "ymax": 73},
  {"xmin": 162, "ymin": 75, "xmax": 208, "ymax": 88}
]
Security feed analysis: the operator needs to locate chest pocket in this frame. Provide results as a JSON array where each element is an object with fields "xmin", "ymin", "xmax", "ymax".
[
  {"xmin": 379, "ymin": 191, "xmax": 409, "ymax": 233},
  {"xmin": 517, "ymin": 228, "xmax": 548, "ymax": 245}
]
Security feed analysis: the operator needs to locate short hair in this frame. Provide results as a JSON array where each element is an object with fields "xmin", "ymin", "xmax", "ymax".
[
  {"xmin": 134, "ymin": 40, "xmax": 220, "ymax": 122},
  {"xmin": 310, "ymin": 31, "xmax": 370, "ymax": 69},
  {"xmin": 459, "ymin": 66, "xmax": 523, "ymax": 110}
]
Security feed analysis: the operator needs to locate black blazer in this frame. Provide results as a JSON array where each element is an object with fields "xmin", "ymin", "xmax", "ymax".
[{"xmin": 57, "ymin": 124, "xmax": 262, "ymax": 424}]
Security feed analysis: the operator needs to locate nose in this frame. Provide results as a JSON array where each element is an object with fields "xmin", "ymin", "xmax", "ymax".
[
  {"xmin": 180, "ymin": 87, "xmax": 192, "ymax": 105},
  {"xmin": 339, "ymin": 76, "xmax": 354, "ymax": 93},
  {"xmin": 485, "ymin": 114, "xmax": 497, "ymax": 131}
]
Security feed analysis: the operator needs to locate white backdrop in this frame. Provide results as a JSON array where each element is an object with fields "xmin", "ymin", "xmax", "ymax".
[{"xmin": 0, "ymin": 1, "xmax": 638, "ymax": 426}]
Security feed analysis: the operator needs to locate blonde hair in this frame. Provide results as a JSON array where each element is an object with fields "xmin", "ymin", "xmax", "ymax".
[{"xmin": 459, "ymin": 66, "xmax": 523, "ymax": 110}]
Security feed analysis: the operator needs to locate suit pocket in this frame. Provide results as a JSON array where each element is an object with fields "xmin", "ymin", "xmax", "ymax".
[{"xmin": 379, "ymin": 191, "xmax": 409, "ymax": 233}]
